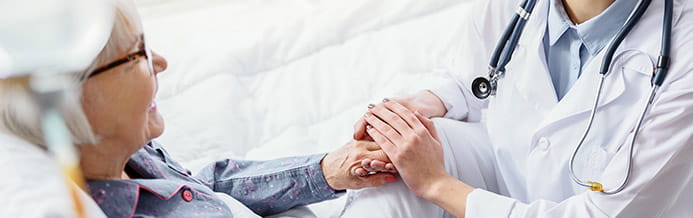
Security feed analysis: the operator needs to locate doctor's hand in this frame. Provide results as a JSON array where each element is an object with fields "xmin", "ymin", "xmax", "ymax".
[
  {"xmin": 321, "ymin": 140, "xmax": 399, "ymax": 191},
  {"xmin": 353, "ymin": 90, "xmax": 447, "ymax": 141},
  {"xmin": 363, "ymin": 99, "xmax": 457, "ymax": 199}
]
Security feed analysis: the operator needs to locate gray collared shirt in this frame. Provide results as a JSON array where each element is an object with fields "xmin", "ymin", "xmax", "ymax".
[
  {"xmin": 86, "ymin": 141, "xmax": 342, "ymax": 217},
  {"xmin": 543, "ymin": 0, "xmax": 637, "ymax": 100}
]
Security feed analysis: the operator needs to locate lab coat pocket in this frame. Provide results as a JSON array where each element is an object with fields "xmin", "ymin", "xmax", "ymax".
[
  {"xmin": 588, "ymin": 146, "xmax": 613, "ymax": 179},
  {"xmin": 617, "ymin": 49, "xmax": 654, "ymax": 89},
  {"xmin": 595, "ymin": 52, "xmax": 653, "ymax": 154}
]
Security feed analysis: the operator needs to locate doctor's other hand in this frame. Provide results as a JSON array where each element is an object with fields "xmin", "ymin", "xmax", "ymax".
[
  {"xmin": 364, "ymin": 100, "xmax": 455, "ymax": 199},
  {"xmin": 353, "ymin": 90, "xmax": 447, "ymax": 141},
  {"xmin": 321, "ymin": 140, "xmax": 398, "ymax": 191}
]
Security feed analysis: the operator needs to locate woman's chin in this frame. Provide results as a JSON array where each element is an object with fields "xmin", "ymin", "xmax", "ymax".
[{"xmin": 146, "ymin": 112, "xmax": 165, "ymax": 141}]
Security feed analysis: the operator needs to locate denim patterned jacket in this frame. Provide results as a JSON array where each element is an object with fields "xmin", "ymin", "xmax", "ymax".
[{"xmin": 86, "ymin": 141, "xmax": 343, "ymax": 217}]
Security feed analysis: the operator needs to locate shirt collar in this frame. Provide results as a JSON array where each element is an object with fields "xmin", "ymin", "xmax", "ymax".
[
  {"xmin": 547, "ymin": 0, "xmax": 638, "ymax": 55},
  {"xmin": 547, "ymin": 0, "xmax": 571, "ymax": 46}
]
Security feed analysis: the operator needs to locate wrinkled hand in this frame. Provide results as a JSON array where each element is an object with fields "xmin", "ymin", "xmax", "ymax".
[
  {"xmin": 363, "ymin": 99, "xmax": 451, "ymax": 198},
  {"xmin": 321, "ymin": 140, "xmax": 399, "ymax": 190},
  {"xmin": 353, "ymin": 90, "xmax": 446, "ymax": 141}
]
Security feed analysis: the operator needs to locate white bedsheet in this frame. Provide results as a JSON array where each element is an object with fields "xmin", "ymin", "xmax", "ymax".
[{"xmin": 139, "ymin": 0, "xmax": 477, "ymax": 216}]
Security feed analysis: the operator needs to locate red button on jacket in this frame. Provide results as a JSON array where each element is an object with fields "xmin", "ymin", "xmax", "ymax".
[{"xmin": 181, "ymin": 189, "xmax": 194, "ymax": 202}]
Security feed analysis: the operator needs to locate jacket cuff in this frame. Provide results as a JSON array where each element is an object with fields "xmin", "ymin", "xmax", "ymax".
[
  {"xmin": 466, "ymin": 189, "xmax": 525, "ymax": 218},
  {"xmin": 309, "ymin": 153, "xmax": 346, "ymax": 200},
  {"xmin": 427, "ymin": 80, "xmax": 469, "ymax": 120}
]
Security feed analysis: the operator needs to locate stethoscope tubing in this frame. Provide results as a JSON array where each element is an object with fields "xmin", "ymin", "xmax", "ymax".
[
  {"xmin": 599, "ymin": 0, "xmax": 653, "ymax": 75},
  {"xmin": 497, "ymin": 0, "xmax": 538, "ymax": 72},
  {"xmin": 489, "ymin": 0, "xmax": 538, "ymax": 73},
  {"xmin": 568, "ymin": 0, "xmax": 674, "ymax": 194}
]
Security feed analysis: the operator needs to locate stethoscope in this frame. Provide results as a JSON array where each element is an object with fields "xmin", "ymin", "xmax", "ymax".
[{"xmin": 471, "ymin": 0, "xmax": 674, "ymax": 194}]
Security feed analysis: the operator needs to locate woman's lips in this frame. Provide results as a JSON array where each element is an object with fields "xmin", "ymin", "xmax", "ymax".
[{"xmin": 149, "ymin": 102, "xmax": 157, "ymax": 112}]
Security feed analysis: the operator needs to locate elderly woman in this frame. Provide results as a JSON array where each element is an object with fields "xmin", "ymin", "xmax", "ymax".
[{"xmin": 0, "ymin": 0, "xmax": 397, "ymax": 217}]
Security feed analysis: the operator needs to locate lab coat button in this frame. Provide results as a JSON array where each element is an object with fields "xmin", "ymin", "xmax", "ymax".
[
  {"xmin": 538, "ymin": 137, "xmax": 550, "ymax": 150},
  {"xmin": 182, "ymin": 189, "xmax": 194, "ymax": 202}
]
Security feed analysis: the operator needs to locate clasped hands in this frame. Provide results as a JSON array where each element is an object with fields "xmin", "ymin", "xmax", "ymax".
[{"xmin": 322, "ymin": 91, "xmax": 451, "ymax": 198}]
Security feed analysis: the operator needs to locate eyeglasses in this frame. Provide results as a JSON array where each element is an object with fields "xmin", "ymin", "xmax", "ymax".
[{"xmin": 83, "ymin": 34, "xmax": 154, "ymax": 80}]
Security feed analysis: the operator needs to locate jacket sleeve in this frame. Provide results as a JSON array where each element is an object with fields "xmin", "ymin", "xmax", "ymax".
[{"xmin": 194, "ymin": 153, "xmax": 343, "ymax": 216}]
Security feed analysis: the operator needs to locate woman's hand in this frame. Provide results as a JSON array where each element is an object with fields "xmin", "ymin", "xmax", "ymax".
[
  {"xmin": 353, "ymin": 90, "xmax": 447, "ymax": 141},
  {"xmin": 321, "ymin": 140, "xmax": 399, "ymax": 190},
  {"xmin": 364, "ymin": 99, "xmax": 475, "ymax": 217},
  {"xmin": 363, "ymin": 99, "xmax": 452, "ymax": 198}
]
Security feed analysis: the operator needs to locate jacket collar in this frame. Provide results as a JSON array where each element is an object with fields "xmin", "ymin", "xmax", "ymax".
[
  {"xmin": 87, "ymin": 178, "xmax": 210, "ymax": 217},
  {"xmin": 125, "ymin": 142, "xmax": 168, "ymax": 179},
  {"xmin": 85, "ymin": 142, "xmax": 200, "ymax": 217}
]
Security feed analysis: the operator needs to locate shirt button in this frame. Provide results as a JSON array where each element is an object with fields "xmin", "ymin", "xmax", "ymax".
[
  {"xmin": 182, "ymin": 189, "xmax": 194, "ymax": 202},
  {"xmin": 537, "ymin": 137, "xmax": 550, "ymax": 150}
]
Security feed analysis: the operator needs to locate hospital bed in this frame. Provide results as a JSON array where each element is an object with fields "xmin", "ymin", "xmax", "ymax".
[{"xmin": 2, "ymin": 0, "xmax": 477, "ymax": 217}]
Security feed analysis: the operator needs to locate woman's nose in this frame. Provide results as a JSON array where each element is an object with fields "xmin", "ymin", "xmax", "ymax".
[{"xmin": 152, "ymin": 51, "xmax": 167, "ymax": 75}]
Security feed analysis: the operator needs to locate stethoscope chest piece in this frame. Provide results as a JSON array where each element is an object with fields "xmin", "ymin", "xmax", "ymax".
[{"xmin": 472, "ymin": 76, "xmax": 496, "ymax": 99}]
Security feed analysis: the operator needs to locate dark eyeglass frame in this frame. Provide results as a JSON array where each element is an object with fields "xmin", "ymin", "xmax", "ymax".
[{"xmin": 83, "ymin": 34, "xmax": 154, "ymax": 80}]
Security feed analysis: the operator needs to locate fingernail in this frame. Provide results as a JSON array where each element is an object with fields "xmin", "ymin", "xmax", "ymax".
[
  {"xmin": 368, "ymin": 104, "xmax": 375, "ymax": 109},
  {"xmin": 366, "ymin": 125, "xmax": 372, "ymax": 130},
  {"xmin": 385, "ymin": 166, "xmax": 394, "ymax": 171},
  {"xmin": 385, "ymin": 176, "xmax": 397, "ymax": 183},
  {"xmin": 364, "ymin": 163, "xmax": 371, "ymax": 168},
  {"xmin": 382, "ymin": 98, "xmax": 390, "ymax": 102},
  {"xmin": 365, "ymin": 112, "xmax": 372, "ymax": 117}
]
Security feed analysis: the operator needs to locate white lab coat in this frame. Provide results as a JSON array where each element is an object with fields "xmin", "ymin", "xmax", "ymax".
[{"xmin": 429, "ymin": 0, "xmax": 693, "ymax": 217}]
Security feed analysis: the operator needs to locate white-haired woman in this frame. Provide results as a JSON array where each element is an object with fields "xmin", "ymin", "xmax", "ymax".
[{"xmin": 0, "ymin": 0, "xmax": 396, "ymax": 217}]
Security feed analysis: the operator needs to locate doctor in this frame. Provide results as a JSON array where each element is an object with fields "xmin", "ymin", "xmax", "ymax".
[{"xmin": 342, "ymin": 0, "xmax": 693, "ymax": 217}]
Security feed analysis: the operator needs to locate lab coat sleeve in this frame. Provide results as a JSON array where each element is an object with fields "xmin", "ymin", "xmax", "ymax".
[
  {"xmin": 466, "ymin": 58, "xmax": 693, "ymax": 217},
  {"xmin": 428, "ymin": 80, "xmax": 472, "ymax": 121},
  {"xmin": 428, "ymin": 75, "xmax": 490, "ymax": 122},
  {"xmin": 428, "ymin": 0, "xmax": 517, "ymax": 122}
]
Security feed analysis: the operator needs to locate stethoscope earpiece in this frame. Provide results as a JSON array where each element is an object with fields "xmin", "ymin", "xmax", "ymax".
[{"xmin": 471, "ymin": 77, "xmax": 493, "ymax": 99}]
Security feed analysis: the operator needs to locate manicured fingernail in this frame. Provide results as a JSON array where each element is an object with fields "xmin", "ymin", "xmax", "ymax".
[
  {"xmin": 368, "ymin": 104, "xmax": 375, "ymax": 109},
  {"xmin": 382, "ymin": 98, "xmax": 390, "ymax": 102},
  {"xmin": 385, "ymin": 176, "xmax": 397, "ymax": 183}
]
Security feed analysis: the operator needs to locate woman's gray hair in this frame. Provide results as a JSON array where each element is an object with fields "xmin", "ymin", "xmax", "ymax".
[{"xmin": 0, "ymin": 0, "xmax": 142, "ymax": 148}]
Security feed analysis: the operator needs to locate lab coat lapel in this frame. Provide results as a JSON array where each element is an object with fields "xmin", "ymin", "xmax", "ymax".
[
  {"xmin": 510, "ymin": 0, "xmax": 557, "ymax": 111},
  {"xmin": 536, "ymin": 41, "xmax": 640, "ymax": 131},
  {"xmin": 531, "ymin": 0, "xmax": 674, "ymax": 134}
]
